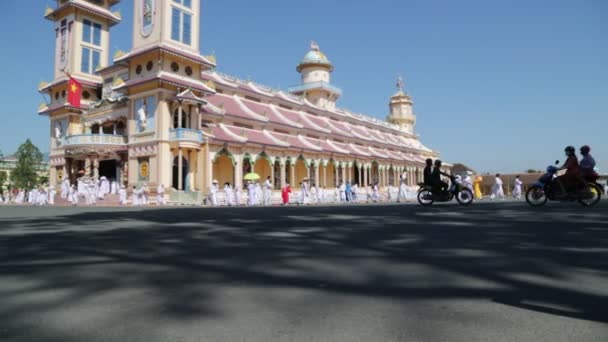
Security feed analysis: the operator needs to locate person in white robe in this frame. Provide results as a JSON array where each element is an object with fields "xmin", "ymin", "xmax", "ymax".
[
  {"xmin": 48, "ymin": 187, "xmax": 56, "ymax": 205},
  {"xmin": 98, "ymin": 176, "xmax": 108, "ymax": 200},
  {"xmin": 61, "ymin": 177, "xmax": 70, "ymax": 199},
  {"xmin": 254, "ymin": 182, "xmax": 262, "ymax": 205},
  {"xmin": 246, "ymin": 181, "xmax": 255, "ymax": 206},
  {"xmin": 131, "ymin": 186, "xmax": 140, "ymax": 206},
  {"xmin": 223, "ymin": 183, "xmax": 234, "ymax": 206},
  {"xmin": 208, "ymin": 180, "xmax": 219, "ymax": 206},
  {"xmin": 263, "ymin": 177, "xmax": 272, "ymax": 206},
  {"xmin": 141, "ymin": 184, "xmax": 149, "ymax": 206},
  {"xmin": 77, "ymin": 177, "xmax": 86, "ymax": 197},
  {"xmin": 338, "ymin": 182, "xmax": 346, "ymax": 203},
  {"xmin": 235, "ymin": 184, "xmax": 242, "ymax": 206},
  {"xmin": 397, "ymin": 175, "xmax": 408, "ymax": 203},
  {"xmin": 352, "ymin": 184, "xmax": 359, "ymax": 203},
  {"xmin": 28, "ymin": 190, "xmax": 35, "ymax": 204},
  {"xmin": 300, "ymin": 181, "xmax": 309, "ymax": 205},
  {"xmin": 15, "ymin": 190, "xmax": 25, "ymax": 204},
  {"xmin": 309, "ymin": 184, "xmax": 318, "ymax": 205},
  {"xmin": 156, "ymin": 184, "xmax": 166, "ymax": 206},
  {"xmin": 512, "ymin": 176, "xmax": 523, "ymax": 199},
  {"xmin": 118, "ymin": 185, "xmax": 128, "ymax": 205},
  {"xmin": 69, "ymin": 185, "xmax": 79, "ymax": 206},
  {"xmin": 372, "ymin": 183, "xmax": 380, "ymax": 202},
  {"xmin": 110, "ymin": 180, "xmax": 118, "ymax": 195},
  {"xmin": 87, "ymin": 180, "xmax": 97, "ymax": 205},
  {"xmin": 463, "ymin": 172, "xmax": 474, "ymax": 192},
  {"xmin": 491, "ymin": 174, "xmax": 505, "ymax": 200}
]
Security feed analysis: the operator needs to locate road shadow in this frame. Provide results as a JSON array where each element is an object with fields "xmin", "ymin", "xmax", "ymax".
[{"xmin": 0, "ymin": 202, "xmax": 607, "ymax": 340}]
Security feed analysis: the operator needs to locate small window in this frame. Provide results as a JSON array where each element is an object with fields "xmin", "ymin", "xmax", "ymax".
[
  {"xmin": 82, "ymin": 91, "xmax": 90, "ymax": 99},
  {"xmin": 279, "ymin": 104, "xmax": 292, "ymax": 110},
  {"xmin": 62, "ymin": 90, "xmax": 66, "ymax": 98},
  {"xmin": 185, "ymin": 66, "xmax": 193, "ymax": 76},
  {"xmin": 245, "ymin": 96, "xmax": 261, "ymax": 103},
  {"xmin": 274, "ymin": 129, "xmax": 289, "ymax": 135},
  {"xmin": 146, "ymin": 61, "xmax": 154, "ymax": 71},
  {"xmin": 55, "ymin": 92, "xmax": 59, "ymax": 100},
  {"xmin": 234, "ymin": 122, "xmax": 254, "ymax": 129},
  {"xmin": 136, "ymin": 65, "xmax": 143, "ymax": 75},
  {"xmin": 171, "ymin": 62, "xmax": 179, "ymax": 72}
]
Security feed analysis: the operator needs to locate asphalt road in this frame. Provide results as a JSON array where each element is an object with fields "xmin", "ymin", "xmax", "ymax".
[{"xmin": 0, "ymin": 201, "xmax": 607, "ymax": 342}]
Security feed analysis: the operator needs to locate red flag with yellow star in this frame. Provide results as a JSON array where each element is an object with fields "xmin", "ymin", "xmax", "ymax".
[{"xmin": 67, "ymin": 76, "xmax": 82, "ymax": 108}]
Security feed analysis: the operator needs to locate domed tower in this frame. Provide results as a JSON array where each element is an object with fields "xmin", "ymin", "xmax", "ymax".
[
  {"xmin": 387, "ymin": 76, "xmax": 416, "ymax": 134},
  {"xmin": 289, "ymin": 41, "xmax": 342, "ymax": 110}
]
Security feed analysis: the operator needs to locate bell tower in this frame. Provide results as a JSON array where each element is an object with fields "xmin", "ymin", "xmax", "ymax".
[
  {"xmin": 132, "ymin": 0, "xmax": 201, "ymax": 54},
  {"xmin": 387, "ymin": 76, "xmax": 416, "ymax": 134},
  {"xmin": 45, "ymin": 0, "xmax": 121, "ymax": 82},
  {"xmin": 289, "ymin": 42, "xmax": 342, "ymax": 111}
]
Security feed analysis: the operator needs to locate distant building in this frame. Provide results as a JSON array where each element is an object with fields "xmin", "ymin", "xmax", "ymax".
[
  {"xmin": 0, "ymin": 155, "xmax": 49, "ymax": 186},
  {"xmin": 38, "ymin": 0, "xmax": 450, "ymax": 198}
]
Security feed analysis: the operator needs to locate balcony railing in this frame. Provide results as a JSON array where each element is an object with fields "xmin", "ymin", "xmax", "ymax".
[
  {"xmin": 288, "ymin": 81, "xmax": 343, "ymax": 96},
  {"xmin": 62, "ymin": 134, "xmax": 128, "ymax": 147},
  {"xmin": 169, "ymin": 128, "xmax": 205, "ymax": 144}
]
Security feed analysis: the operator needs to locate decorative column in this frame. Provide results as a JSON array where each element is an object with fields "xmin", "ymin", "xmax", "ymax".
[
  {"xmin": 178, "ymin": 148, "xmax": 183, "ymax": 191},
  {"xmin": 341, "ymin": 163, "xmax": 346, "ymax": 185},
  {"xmin": 323, "ymin": 163, "xmax": 327, "ymax": 187},
  {"xmin": 358, "ymin": 165, "xmax": 363, "ymax": 186},
  {"xmin": 178, "ymin": 103, "xmax": 183, "ymax": 128},
  {"xmin": 85, "ymin": 158, "xmax": 92, "ymax": 177},
  {"xmin": 235, "ymin": 154, "xmax": 243, "ymax": 188},
  {"xmin": 290, "ymin": 163, "xmax": 295, "ymax": 186},
  {"xmin": 363, "ymin": 164, "xmax": 368, "ymax": 187},
  {"xmin": 93, "ymin": 157, "xmax": 100, "ymax": 179},
  {"xmin": 279, "ymin": 158, "xmax": 286, "ymax": 188},
  {"xmin": 314, "ymin": 161, "xmax": 320, "ymax": 187}
]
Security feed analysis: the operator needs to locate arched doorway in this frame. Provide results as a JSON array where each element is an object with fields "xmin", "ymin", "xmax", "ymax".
[
  {"xmin": 172, "ymin": 156, "xmax": 189, "ymax": 191},
  {"xmin": 273, "ymin": 160, "xmax": 281, "ymax": 189},
  {"xmin": 371, "ymin": 161, "xmax": 379, "ymax": 185},
  {"xmin": 308, "ymin": 160, "xmax": 317, "ymax": 186},
  {"xmin": 285, "ymin": 157, "xmax": 292, "ymax": 185},
  {"xmin": 254, "ymin": 153, "xmax": 272, "ymax": 184},
  {"xmin": 213, "ymin": 151, "xmax": 235, "ymax": 186},
  {"xmin": 353, "ymin": 161, "xmax": 361, "ymax": 186},
  {"xmin": 389, "ymin": 165, "xmax": 395, "ymax": 186},
  {"xmin": 326, "ymin": 160, "xmax": 336, "ymax": 188},
  {"xmin": 295, "ymin": 157, "xmax": 308, "ymax": 185}
]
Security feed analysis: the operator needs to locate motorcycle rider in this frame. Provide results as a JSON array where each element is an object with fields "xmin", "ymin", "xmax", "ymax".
[
  {"xmin": 423, "ymin": 158, "xmax": 433, "ymax": 186},
  {"xmin": 432, "ymin": 159, "xmax": 449, "ymax": 193},
  {"xmin": 558, "ymin": 146, "xmax": 581, "ymax": 194}
]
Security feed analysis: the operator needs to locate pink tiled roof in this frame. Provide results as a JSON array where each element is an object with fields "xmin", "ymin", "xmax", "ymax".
[
  {"xmin": 348, "ymin": 143, "xmax": 372, "ymax": 157},
  {"xmin": 206, "ymin": 94, "xmax": 268, "ymax": 123}
]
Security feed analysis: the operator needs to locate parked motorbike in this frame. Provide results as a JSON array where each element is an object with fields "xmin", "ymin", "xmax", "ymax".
[
  {"xmin": 417, "ymin": 175, "xmax": 474, "ymax": 206},
  {"xmin": 525, "ymin": 161, "xmax": 602, "ymax": 207}
]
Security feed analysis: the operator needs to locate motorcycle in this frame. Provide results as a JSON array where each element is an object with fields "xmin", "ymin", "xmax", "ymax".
[
  {"xmin": 417, "ymin": 175, "xmax": 474, "ymax": 206},
  {"xmin": 525, "ymin": 161, "xmax": 602, "ymax": 207}
]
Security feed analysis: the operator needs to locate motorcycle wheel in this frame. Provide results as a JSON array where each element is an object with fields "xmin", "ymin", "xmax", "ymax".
[
  {"xmin": 417, "ymin": 190, "xmax": 434, "ymax": 206},
  {"xmin": 456, "ymin": 189, "xmax": 474, "ymax": 206},
  {"xmin": 578, "ymin": 183, "xmax": 602, "ymax": 207},
  {"xmin": 525, "ymin": 187, "xmax": 548, "ymax": 207}
]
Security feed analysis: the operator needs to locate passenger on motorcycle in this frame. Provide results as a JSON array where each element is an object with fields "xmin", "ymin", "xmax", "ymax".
[
  {"xmin": 579, "ymin": 145, "xmax": 597, "ymax": 179},
  {"xmin": 558, "ymin": 146, "xmax": 581, "ymax": 193},
  {"xmin": 432, "ymin": 160, "xmax": 450, "ymax": 193}
]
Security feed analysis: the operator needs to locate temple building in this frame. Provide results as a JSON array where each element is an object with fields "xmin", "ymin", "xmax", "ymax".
[{"xmin": 38, "ymin": 0, "xmax": 448, "ymax": 201}]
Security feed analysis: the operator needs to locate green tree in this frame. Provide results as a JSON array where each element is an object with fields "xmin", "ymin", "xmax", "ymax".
[{"xmin": 11, "ymin": 139, "xmax": 44, "ymax": 189}]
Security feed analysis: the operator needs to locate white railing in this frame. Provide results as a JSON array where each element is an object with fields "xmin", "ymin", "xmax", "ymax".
[
  {"xmin": 63, "ymin": 134, "xmax": 127, "ymax": 147},
  {"xmin": 169, "ymin": 128, "xmax": 204, "ymax": 143}
]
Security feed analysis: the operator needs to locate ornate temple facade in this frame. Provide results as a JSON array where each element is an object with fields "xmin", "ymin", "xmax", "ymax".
[{"xmin": 39, "ymin": 0, "xmax": 448, "ymax": 200}]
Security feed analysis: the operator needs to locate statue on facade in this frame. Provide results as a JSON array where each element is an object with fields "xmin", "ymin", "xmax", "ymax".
[
  {"xmin": 55, "ymin": 122, "xmax": 63, "ymax": 146},
  {"xmin": 311, "ymin": 41, "xmax": 320, "ymax": 51},
  {"xmin": 137, "ymin": 100, "xmax": 147, "ymax": 131}
]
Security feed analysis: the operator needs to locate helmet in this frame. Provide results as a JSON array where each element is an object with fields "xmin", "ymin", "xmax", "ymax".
[
  {"xmin": 580, "ymin": 145, "xmax": 591, "ymax": 155},
  {"xmin": 564, "ymin": 146, "xmax": 575, "ymax": 154}
]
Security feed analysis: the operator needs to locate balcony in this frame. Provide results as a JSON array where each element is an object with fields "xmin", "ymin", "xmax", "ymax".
[
  {"xmin": 62, "ymin": 134, "xmax": 128, "ymax": 149},
  {"xmin": 169, "ymin": 128, "xmax": 205, "ymax": 144},
  {"xmin": 288, "ymin": 81, "xmax": 343, "ymax": 96}
]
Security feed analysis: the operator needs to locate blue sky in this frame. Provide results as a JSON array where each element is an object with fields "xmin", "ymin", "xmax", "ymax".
[{"xmin": 0, "ymin": 0, "xmax": 606, "ymax": 173}]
